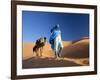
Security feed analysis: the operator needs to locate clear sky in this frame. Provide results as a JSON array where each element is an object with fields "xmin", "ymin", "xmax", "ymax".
[{"xmin": 22, "ymin": 11, "xmax": 89, "ymax": 42}]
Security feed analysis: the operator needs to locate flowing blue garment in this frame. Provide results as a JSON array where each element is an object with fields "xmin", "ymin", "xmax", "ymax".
[
  {"xmin": 49, "ymin": 30, "xmax": 61, "ymax": 50},
  {"xmin": 49, "ymin": 24, "xmax": 63, "ymax": 56}
]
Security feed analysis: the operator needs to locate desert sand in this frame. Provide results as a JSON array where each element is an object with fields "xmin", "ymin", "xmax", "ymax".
[
  {"xmin": 61, "ymin": 39, "xmax": 89, "ymax": 58},
  {"xmin": 22, "ymin": 38, "xmax": 89, "ymax": 69}
]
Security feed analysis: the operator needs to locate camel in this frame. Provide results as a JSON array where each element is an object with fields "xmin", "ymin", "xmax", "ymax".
[{"xmin": 33, "ymin": 37, "xmax": 47, "ymax": 57}]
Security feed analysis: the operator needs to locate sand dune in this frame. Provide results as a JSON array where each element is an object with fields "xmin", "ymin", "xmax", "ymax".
[
  {"xmin": 23, "ymin": 57, "xmax": 81, "ymax": 69},
  {"xmin": 61, "ymin": 39, "xmax": 89, "ymax": 58},
  {"xmin": 72, "ymin": 37, "xmax": 89, "ymax": 44},
  {"xmin": 22, "ymin": 38, "xmax": 89, "ymax": 68}
]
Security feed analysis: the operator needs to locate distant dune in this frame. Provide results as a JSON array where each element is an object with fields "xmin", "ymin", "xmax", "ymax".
[
  {"xmin": 61, "ymin": 38, "xmax": 89, "ymax": 58},
  {"xmin": 72, "ymin": 37, "xmax": 89, "ymax": 44}
]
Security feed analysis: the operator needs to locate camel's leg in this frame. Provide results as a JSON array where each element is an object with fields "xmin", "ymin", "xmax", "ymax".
[
  {"xmin": 36, "ymin": 49, "xmax": 39, "ymax": 57},
  {"xmin": 39, "ymin": 48, "xmax": 41, "ymax": 57},
  {"xmin": 38, "ymin": 48, "xmax": 40, "ymax": 57},
  {"xmin": 36, "ymin": 50, "xmax": 38, "ymax": 57},
  {"xmin": 40, "ymin": 47, "xmax": 43, "ymax": 57}
]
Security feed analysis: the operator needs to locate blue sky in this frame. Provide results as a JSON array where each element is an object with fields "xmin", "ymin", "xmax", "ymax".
[{"xmin": 22, "ymin": 11, "xmax": 89, "ymax": 42}]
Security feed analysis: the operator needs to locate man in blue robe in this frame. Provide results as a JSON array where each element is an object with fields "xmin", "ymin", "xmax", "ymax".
[{"xmin": 49, "ymin": 24, "xmax": 63, "ymax": 58}]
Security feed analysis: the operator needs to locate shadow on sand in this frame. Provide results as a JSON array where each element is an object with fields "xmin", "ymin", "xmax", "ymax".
[{"xmin": 22, "ymin": 57, "xmax": 82, "ymax": 69}]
